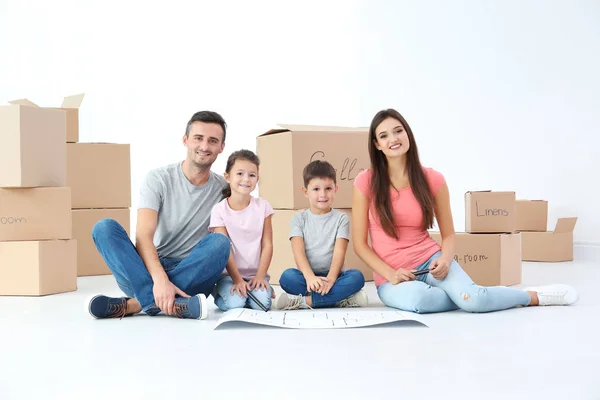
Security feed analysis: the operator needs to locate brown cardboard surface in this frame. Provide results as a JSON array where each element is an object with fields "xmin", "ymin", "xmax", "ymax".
[
  {"xmin": 67, "ymin": 143, "xmax": 131, "ymax": 209},
  {"xmin": 270, "ymin": 209, "xmax": 373, "ymax": 285},
  {"xmin": 257, "ymin": 125, "xmax": 369, "ymax": 209},
  {"xmin": 429, "ymin": 232, "xmax": 522, "ymax": 286},
  {"xmin": 521, "ymin": 217, "xmax": 577, "ymax": 262},
  {"xmin": 53, "ymin": 93, "xmax": 84, "ymax": 143},
  {"xmin": 0, "ymin": 188, "xmax": 72, "ymax": 241},
  {"xmin": 465, "ymin": 191, "xmax": 516, "ymax": 233},
  {"xmin": 73, "ymin": 208, "xmax": 130, "ymax": 276},
  {"xmin": 516, "ymin": 200, "xmax": 548, "ymax": 232},
  {"xmin": 0, "ymin": 104, "xmax": 66, "ymax": 188},
  {"xmin": 0, "ymin": 239, "xmax": 77, "ymax": 296}
]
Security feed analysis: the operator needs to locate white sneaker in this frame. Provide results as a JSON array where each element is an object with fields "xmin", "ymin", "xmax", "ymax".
[
  {"xmin": 338, "ymin": 289, "xmax": 369, "ymax": 308},
  {"xmin": 275, "ymin": 293, "xmax": 308, "ymax": 310},
  {"xmin": 524, "ymin": 284, "xmax": 580, "ymax": 306}
]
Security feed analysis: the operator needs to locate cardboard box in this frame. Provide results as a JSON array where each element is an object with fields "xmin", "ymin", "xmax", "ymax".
[
  {"xmin": 8, "ymin": 94, "xmax": 84, "ymax": 143},
  {"xmin": 270, "ymin": 209, "xmax": 373, "ymax": 285},
  {"xmin": 0, "ymin": 103, "xmax": 66, "ymax": 188},
  {"xmin": 0, "ymin": 188, "xmax": 72, "ymax": 241},
  {"xmin": 257, "ymin": 125, "xmax": 369, "ymax": 209},
  {"xmin": 516, "ymin": 200, "xmax": 548, "ymax": 232},
  {"xmin": 521, "ymin": 217, "xmax": 577, "ymax": 262},
  {"xmin": 0, "ymin": 239, "xmax": 77, "ymax": 296},
  {"xmin": 429, "ymin": 232, "xmax": 522, "ymax": 286},
  {"xmin": 67, "ymin": 143, "xmax": 131, "ymax": 209},
  {"xmin": 73, "ymin": 208, "xmax": 130, "ymax": 276},
  {"xmin": 465, "ymin": 191, "xmax": 516, "ymax": 233}
]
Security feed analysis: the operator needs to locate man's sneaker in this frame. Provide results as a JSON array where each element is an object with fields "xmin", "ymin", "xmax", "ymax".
[
  {"xmin": 275, "ymin": 293, "xmax": 308, "ymax": 310},
  {"xmin": 88, "ymin": 295, "xmax": 130, "ymax": 319},
  {"xmin": 339, "ymin": 290, "xmax": 369, "ymax": 308},
  {"xmin": 173, "ymin": 294, "xmax": 208, "ymax": 319},
  {"xmin": 524, "ymin": 284, "xmax": 580, "ymax": 306}
]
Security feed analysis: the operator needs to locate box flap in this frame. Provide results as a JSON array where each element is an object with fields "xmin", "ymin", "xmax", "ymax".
[
  {"xmin": 553, "ymin": 217, "xmax": 577, "ymax": 233},
  {"xmin": 61, "ymin": 93, "xmax": 85, "ymax": 108},
  {"xmin": 258, "ymin": 124, "xmax": 368, "ymax": 137},
  {"xmin": 9, "ymin": 99, "xmax": 39, "ymax": 107}
]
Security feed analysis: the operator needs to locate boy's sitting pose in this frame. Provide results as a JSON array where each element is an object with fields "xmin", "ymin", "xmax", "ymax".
[{"xmin": 274, "ymin": 160, "xmax": 368, "ymax": 310}]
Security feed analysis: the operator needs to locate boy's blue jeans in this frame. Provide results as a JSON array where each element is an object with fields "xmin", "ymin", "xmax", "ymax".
[
  {"xmin": 212, "ymin": 276, "xmax": 274, "ymax": 311},
  {"xmin": 92, "ymin": 218, "xmax": 230, "ymax": 316},
  {"xmin": 377, "ymin": 251, "xmax": 531, "ymax": 313},
  {"xmin": 279, "ymin": 268, "xmax": 365, "ymax": 308}
]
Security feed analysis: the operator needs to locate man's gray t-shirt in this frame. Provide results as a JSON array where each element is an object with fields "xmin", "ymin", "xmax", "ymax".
[
  {"xmin": 289, "ymin": 208, "xmax": 350, "ymax": 274},
  {"xmin": 138, "ymin": 162, "xmax": 227, "ymax": 259}
]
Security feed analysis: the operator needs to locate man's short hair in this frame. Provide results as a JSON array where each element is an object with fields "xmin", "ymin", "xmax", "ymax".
[
  {"xmin": 185, "ymin": 111, "xmax": 227, "ymax": 144},
  {"xmin": 302, "ymin": 160, "xmax": 337, "ymax": 187}
]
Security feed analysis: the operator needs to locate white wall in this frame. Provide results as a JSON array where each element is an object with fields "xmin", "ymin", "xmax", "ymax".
[
  {"xmin": 1, "ymin": 0, "xmax": 598, "ymax": 251},
  {"xmin": 353, "ymin": 0, "xmax": 600, "ymax": 249}
]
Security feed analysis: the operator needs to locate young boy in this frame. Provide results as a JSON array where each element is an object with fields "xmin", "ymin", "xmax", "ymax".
[{"xmin": 274, "ymin": 160, "xmax": 368, "ymax": 310}]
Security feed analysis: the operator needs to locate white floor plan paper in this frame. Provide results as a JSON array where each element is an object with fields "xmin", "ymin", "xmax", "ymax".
[{"xmin": 214, "ymin": 308, "xmax": 428, "ymax": 329}]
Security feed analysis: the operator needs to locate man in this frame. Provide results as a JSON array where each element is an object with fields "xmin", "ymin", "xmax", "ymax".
[{"xmin": 88, "ymin": 111, "xmax": 231, "ymax": 319}]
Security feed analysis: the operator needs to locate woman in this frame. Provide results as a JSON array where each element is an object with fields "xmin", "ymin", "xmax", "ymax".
[{"xmin": 352, "ymin": 108, "xmax": 578, "ymax": 313}]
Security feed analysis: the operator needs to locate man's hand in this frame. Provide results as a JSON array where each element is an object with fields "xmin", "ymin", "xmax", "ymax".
[
  {"xmin": 153, "ymin": 277, "xmax": 190, "ymax": 315},
  {"xmin": 231, "ymin": 279, "xmax": 250, "ymax": 298},
  {"xmin": 389, "ymin": 269, "xmax": 417, "ymax": 285},
  {"xmin": 306, "ymin": 275, "xmax": 323, "ymax": 293},
  {"xmin": 430, "ymin": 258, "xmax": 450, "ymax": 280}
]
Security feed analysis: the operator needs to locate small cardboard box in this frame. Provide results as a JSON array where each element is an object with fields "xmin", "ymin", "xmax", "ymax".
[
  {"xmin": 67, "ymin": 143, "xmax": 131, "ymax": 209},
  {"xmin": 521, "ymin": 218, "xmax": 577, "ymax": 262},
  {"xmin": 0, "ymin": 103, "xmax": 66, "ymax": 188},
  {"xmin": 516, "ymin": 200, "xmax": 548, "ymax": 232},
  {"xmin": 0, "ymin": 188, "xmax": 72, "ymax": 241},
  {"xmin": 256, "ymin": 125, "xmax": 369, "ymax": 209},
  {"xmin": 73, "ymin": 208, "xmax": 130, "ymax": 276},
  {"xmin": 270, "ymin": 209, "xmax": 373, "ymax": 285},
  {"xmin": 465, "ymin": 191, "xmax": 516, "ymax": 233},
  {"xmin": 429, "ymin": 232, "xmax": 522, "ymax": 286},
  {"xmin": 0, "ymin": 239, "xmax": 77, "ymax": 296}
]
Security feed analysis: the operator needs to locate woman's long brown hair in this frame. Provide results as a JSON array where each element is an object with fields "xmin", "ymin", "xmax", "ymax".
[{"xmin": 368, "ymin": 109, "xmax": 434, "ymax": 239}]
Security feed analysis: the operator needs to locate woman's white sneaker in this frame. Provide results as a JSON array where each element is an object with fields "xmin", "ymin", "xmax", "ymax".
[{"xmin": 524, "ymin": 284, "xmax": 580, "ymax": 306}]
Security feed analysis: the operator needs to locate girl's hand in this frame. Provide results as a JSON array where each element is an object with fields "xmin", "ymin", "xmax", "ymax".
[
  {"xmin": 389, "ymin": 269, "xmax": 417, "ymax": 285},
  {"xmin": 248, "ymin": 276, "xmax": 270, "ymax": 292},
  {"xmin": 430, "ymin": 258, "xmax": 450, "ymax": 280},
  {"xmin": 306, "ymin": 275, "xmax": 323, "ymax": 293},
  {"xmin": 231, "ymin": 280, "xmax": 250, "ymax": 297}
]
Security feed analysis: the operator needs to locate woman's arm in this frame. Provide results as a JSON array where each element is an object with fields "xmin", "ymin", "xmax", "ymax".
[
  {"xmin": 351, "ymin": 187, "xmax": 397, "ymax": 282},
  {"xmin": 433, "ymin": 183, "xmax": 456, "ymax": 264}
]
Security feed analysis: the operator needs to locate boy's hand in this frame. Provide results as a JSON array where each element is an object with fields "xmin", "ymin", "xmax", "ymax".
[
  {"xmin": 248, "ymin": 276, "xmax": 270, "ymax": 292},
  {"xmin": 231, "ymin": 280, "xmax": 250, "ymax": 298},
  {"xmin": 306, "ymin": 275, "xmax": 323, "ymax": 293},
  {"xmin": 318, "ymin": 276, "xmax": 334, "ymax": 295}
]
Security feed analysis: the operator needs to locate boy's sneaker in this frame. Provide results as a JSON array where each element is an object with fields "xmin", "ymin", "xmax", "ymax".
[
  {"xmin": 275, "ymin": 293, "xmax": 309, "ymax": 310},
  {"xmin": 173, "ymin": 294, "xmax": 208, "ymax": 319},
  {"xmin": 88, "ymin": 295, "xmax": 130, "ymax": 319},
  {"xmin": 524, "ymin": 284, "xmax": 579, "ymax": 306},
  {"xmin": 339, "ymin": 289, "xmax": 369, "ymax": 308}
]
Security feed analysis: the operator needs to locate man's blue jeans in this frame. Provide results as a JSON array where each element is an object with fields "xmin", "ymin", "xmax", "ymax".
[
  {"xmin": 279, "ymin": 268, "xmax": 365, "ymax": 308},
  {"xmin": 377, "ymin": 251, "xmax": 531, "ymax": 313},
  {"xmin": 92, "ymin": 218, "xmax": 230, "ymax": 316}
]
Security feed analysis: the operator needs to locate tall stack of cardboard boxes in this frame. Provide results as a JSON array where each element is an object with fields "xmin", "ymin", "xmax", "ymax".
[
  {"xmin": 516, "ymin": 199, "xmax": 577, "ymax": 262},
  {"xmin": 0, "ymin": 101, "xmax": 77, "ymax": 296},
  {"xmin": 256, "ymin": 125, "xmax": 373, "ymax": 284},
  {"xmin": 63, "ymin": 94, "xmax": 132, "ymax": 276},
  {"xmin": 431, "ymin": 191, "xmax": 522, "ymax": 286}
]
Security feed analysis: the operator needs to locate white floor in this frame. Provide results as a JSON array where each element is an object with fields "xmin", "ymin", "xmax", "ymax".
[{"xmin": 1, "ymin": 261, "xmax": 599, "ymax": 400}]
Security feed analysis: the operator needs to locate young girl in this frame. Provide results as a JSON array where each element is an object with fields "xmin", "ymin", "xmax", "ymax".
[
  {"xmin": 209, "ymin": 149, "xmax": 275, "ymax": 311},
  {"xmin": 352, "ymin": 108, "xmax": 579, "ymax": 313}
]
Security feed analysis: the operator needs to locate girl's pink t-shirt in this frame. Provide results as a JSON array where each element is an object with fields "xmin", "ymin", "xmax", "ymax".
[
  {"xmin": 209, "ymin": 196, "xmax": 275, "ymax": 280},
  {"xmin": 353, "ymin": 167, "xmax": 446, "ymax": 286}
]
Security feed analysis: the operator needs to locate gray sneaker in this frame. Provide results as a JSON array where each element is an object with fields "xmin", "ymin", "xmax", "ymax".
[
  {"xmin": 339, "ymin": 290, "xmax": 368, "ymax": 308},
  {"xmin": 275, "ymin": 293, "xmax": 307, "ymax": 310}
]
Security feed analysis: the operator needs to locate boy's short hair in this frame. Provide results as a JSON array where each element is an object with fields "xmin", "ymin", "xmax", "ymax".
[{"xmin": 302, "ymin": 160, "xmax": 337, "ymax": 187}]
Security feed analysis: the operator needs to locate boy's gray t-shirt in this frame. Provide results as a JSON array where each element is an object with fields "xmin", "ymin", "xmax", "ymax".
[
  {"xmin": 138, "ymin": 162, "xmax": 227, "ymax": 259},
  {"xmin": 289, "ymin": 208, "xmax": 350, "ymax": 274}
]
